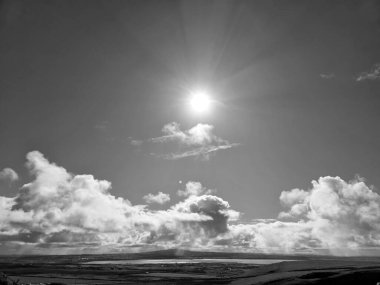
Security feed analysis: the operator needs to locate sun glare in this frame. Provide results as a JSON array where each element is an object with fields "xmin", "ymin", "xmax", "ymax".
[{"xmin": 189, "ymin": 90, "xmax": 212, "ymax": 114}]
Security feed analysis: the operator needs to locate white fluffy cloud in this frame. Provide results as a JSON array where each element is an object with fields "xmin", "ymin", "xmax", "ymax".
[
  {"xmin": 0, "ymin": 168, "xmax": 19, "ymax": 183},
  {"xmin": 0, "ymin": 151, "xmax": 239, "ymax": 253},
  {"xmin": 177, "ymin": 181, "xmax": 216, "ymax": 197},
  {"xmin": 133, "ymin": 122, "xmax": 239, "ymax": 160},
  {"xmin": 143, "ymin": 192, "xmax": 170, "ymax": 205},
  {"xmin": 1, "ymin": 152, "xmax": 380, "ymax": 256},
  {"xmin": 277, "ymin": 176, "xmax": 380, "ymax": 254}
]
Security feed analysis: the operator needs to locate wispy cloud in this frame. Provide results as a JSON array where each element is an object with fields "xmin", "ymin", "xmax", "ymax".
[
  {"xmin": 157, "ymin": 144, "xmax": 240, "ymax": 160},
  {"xmin": 319, "ymin": 73, "xmax": 335, "ymax": 79},
  {"xmin": 356, "ymin": 63, "xmax": 380, "ymax": 81},
  {"xmin": 133, "ymin": 122, "xmax": 240, "ymax": 160},
  {"xmin": 143, "ymin": 192, "xmax": 170, "ymax": 205},
  {"xmin": 130, "ymin": 139, "xmax": 143, "ymax": 146}
]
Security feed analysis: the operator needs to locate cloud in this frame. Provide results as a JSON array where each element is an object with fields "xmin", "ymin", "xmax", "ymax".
[
  {"xmin": 160, "ymin": 144, "xmax": 239, "ymax": 160},
  {"xmin": 1, "ymin": 152, "xmax": 380, "ymax": 256},
  {"xmin": 177, "ymin": 181, "xmax": 216, "ymax": 197},
  {"xmin": 276, "ymin": 176, "xmax": 380, "ymax": 255},
  {"xmin": 0, "ymin": 151, "xmax": 240, "ymax": 253},
  {"xmin": 130, "ymin": 139, "xmax": 143, "ymax": 146},
  {"xmin": 151, "ymin": 122, "xmax": 219, "ymax": 145},
  {"xmin": 134, "ymin": 122, "xmax": 239, "ymax": 160},
  {"xmin": 320, "ymin": 73, "xmax": 335, "ymax": 79},
  {"xmin": 0, "ymin": 168, "xmax": 19, "ymax": 183},
  {"xmin": 143, "ymin": 192, "xmax": 170, "ymax": 205},
  {"xmin": 171, "ymin": 195, "xmax": 238, "ymax": 237},
  {"xmin": 356, "ymin": 63, "xmax": 380, "ymax": 81}
]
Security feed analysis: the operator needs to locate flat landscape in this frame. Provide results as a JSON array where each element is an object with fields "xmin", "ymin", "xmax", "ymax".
[{"xmin": 1, "ymin": 250, "xmax": 380, "ymax": 284}]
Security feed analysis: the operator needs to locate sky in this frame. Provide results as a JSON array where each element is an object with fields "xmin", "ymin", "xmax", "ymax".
[{"xmin": 1, "ymin": 0, "xmax": 380, "ymax": 255}]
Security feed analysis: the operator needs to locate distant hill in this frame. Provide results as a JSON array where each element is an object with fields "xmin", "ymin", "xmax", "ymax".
[
  {"xmin": 122, "ymin": 248, "xmax": 303, "ymax": 260},
  {"xmin": 1, "ymin": 249, "xmax": 380, "ymax": 265}
]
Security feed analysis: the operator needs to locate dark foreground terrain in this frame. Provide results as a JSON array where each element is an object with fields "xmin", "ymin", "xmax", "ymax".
[{"xmin": 1, "ymin": 249, "xmax": 380, "ymax": 284}]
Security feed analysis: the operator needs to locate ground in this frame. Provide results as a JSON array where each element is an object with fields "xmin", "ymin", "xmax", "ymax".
[{"xmin": 1, "ymin": 250, "xmax": 380, "ymax": 284}]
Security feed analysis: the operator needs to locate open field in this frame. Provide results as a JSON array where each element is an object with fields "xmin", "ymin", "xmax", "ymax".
[{"xmin": 1, "ymin": 250, "xmax": 380, "ymax": 284}]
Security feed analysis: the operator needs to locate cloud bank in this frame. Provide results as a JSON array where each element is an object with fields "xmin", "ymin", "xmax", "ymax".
[
  {"xmin": 1, "ymin": 152, "xmax": 380, "ymax": 256},
  {"xmin": 132, "ymin": 122, "xmax": 239, "ymax": 160}
]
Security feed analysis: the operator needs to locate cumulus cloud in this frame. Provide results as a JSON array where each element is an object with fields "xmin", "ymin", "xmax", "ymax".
[
  {"xmin": 177, "ymin": 181, "xmax": 216, "ymax": 197},
  {"xmin": 178, "ymin": 177, "xmax": 380, "ymax": 255},
  {"xmin": 1, "ymin": 152, "xmax": 380, "ymax": 256},
  {"xmin": 133, "ymin": 122, "xmax": 239, "ymax": 160},
  {"xmin": 277, "ymin": 176, "xmax": 380, "ymax": 254},
  {"xmin": 0, "ymin": 168, "xmax": 19, "ymax": 183},
  {"xmin": 0, "ymin": 151, "xmax": 239, "ymax": 253},
  {"xmin": 143, "ymin": 192, "xmax": 170, "ymax": 205},
  {"xmin": 356, "ymin": 63, "xmax": 380, "ymax": 81},
  {"xmin": 171, "ymin": 195, "xmax": 237, "ymax": 237}
]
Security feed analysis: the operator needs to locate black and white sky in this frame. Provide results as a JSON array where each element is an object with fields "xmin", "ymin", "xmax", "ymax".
[{"xmin": 1, "ymin": 0, "xmax": 380, "ymax": 255}]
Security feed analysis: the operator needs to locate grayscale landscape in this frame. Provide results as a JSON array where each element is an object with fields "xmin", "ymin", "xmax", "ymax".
[
  {"xmin": 1, "ymin": 250, "xmax": 380, "ymax": 284},
  {"xmin": 1, "ymin": 0, "xmax": 380, "ymax": 284}
]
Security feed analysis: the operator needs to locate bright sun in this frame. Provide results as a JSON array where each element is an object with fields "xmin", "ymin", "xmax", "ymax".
[{"xmin": 189, "ymin": 90, "xmax": 212, "ymax": 114}]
